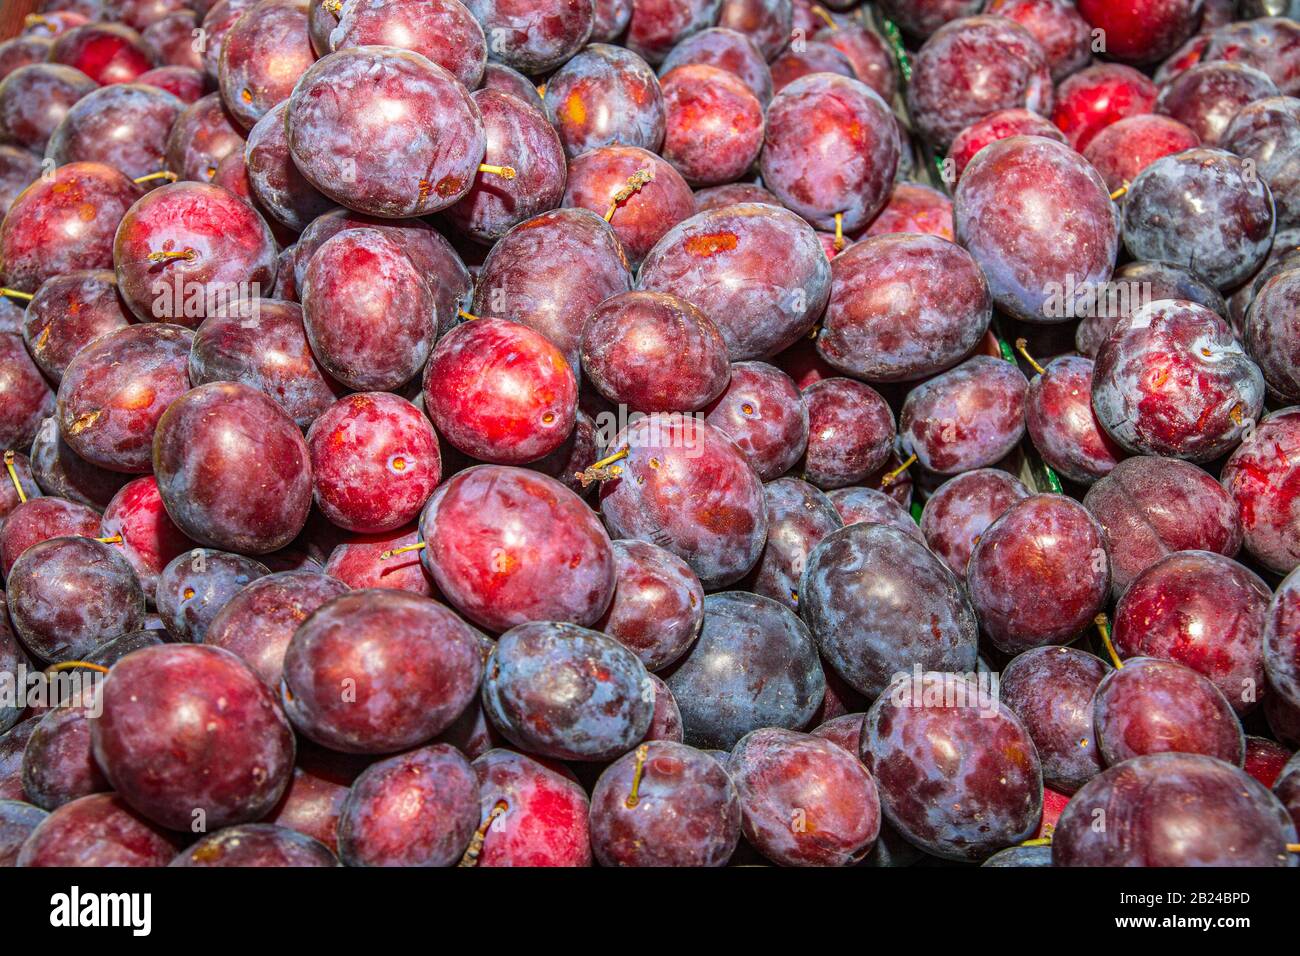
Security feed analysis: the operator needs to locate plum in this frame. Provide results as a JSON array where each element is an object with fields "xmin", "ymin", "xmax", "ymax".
[
  {"xmin": 1074, "ymin": 0, "xmax": 1201, "ymax": 65},
  {"xmin": 171, "ymin": 823, "xmax": 338, "ymax": 866},
  {"xmin": 801, "ymin": 523, "xmax": 978, "ymax": 698},
  {"xmin": 597, "ymin": 414, "xmax": 767, "ymax": 589},
  {"xmin": 906, "ymin": 16, "xmax": 1053, "ymax": 150},
  {"xmin": 0, "ymin": 496, "xmax": 100, "ymax": 578},
  {"xmin": 593, "ymin": 539, "xmax": 704, "ymax": 671},
  {"xmin": 760, "ymin": 74, "xmax": 898, "ymax": 234},
  {"xmin": 1093, "ymin": 656, "xmax": 1245, "ymax": 766},
  {"xmin": 282, "ymin": 589, "xmax": 483, "ymax": 754},
  {"xmin": 243, "ymin": 103, "xmax": 336, "ymax": 233},
  {"xmin": 114, "ymin": 181, "xmax": 278, "ymax": 328},
  {"xmin": 20, "ymin": 691, "xmax": 108, "ymax": 810},
  {"xmin": 45, "ymin": 83, "xmax": 185, "ymax": 181},
  {"xmin": 189, "ymin": 299, "xmax": 340, "ymax": 430},
  {"xmin": 16, "ymin": 793, "xmax": 176, "ymax": 867},
  {"xmin": 666, "ymin": 591, "xmax": 823, "ymax": 749},
  {"xmin": 800, "ymin": 378, "xmax": 894, "ymax": 490},
  {"xmin": 947, "ymin": 107, "xmax": 1067, "ymax": 181},
  {"xmin": 329, "ymin": 0, "xmax": 487, "ymax": 89},
  {"xmin": 165, "ymin": 92, "xmax": 245, "ymax": 183},
  {"xmin": 472, "ymin": 208, "xmax": 631, "ymax": 367},
  {"xmin": 1053, "ymin": 753, "xmax": 1294, "ymax": 866},
  {"xmin": 20, "ymin": 271, "xmax": 132, "ymax": 385},
  {"xmin": 1157, "ymin": 61, "xmax": 1280, "ymax": 148},
  {"xmin": 482, "ymin": 620, "xmax": 653, "ymax": 760},
  {"xmin": 985, "ymin": 0, "xmax": 1090, "ymax": 81},
  {"xmin": 1074, "ymin": 260, "xmax": 1225, "ymax": 359},
  {"xmin": 0, "ymin": 801, "xmax": 47, "ymax": 866},
  {"xmin": 968, "ymin": 494, "xmax": 1110, "ymax": 655},
  {"xmin": 0, "ymin": 335, "xmax": 55, "ymax": 454},
  {"xmin": 1114, "ymin": 551, "xmax": 1270, "ymax": 715},
  {"xmin": 543, "ymin": 43, "xmax": 665, "ymax": 158},
  {"xmin": 153, "ymin": 382, "xmax": 313, "ymax": 554},
  {"xmin": 445, "ymin": 89, "xmax": 567, "ymax": 244},
  {"xmin": 1052, "ymin": 63, "xmax": 1157, "ymax": 151},
  {"xmin": 563, "ymin": 145, "xmax": 694, "ymax": 267},
  {"xmin": 417, "ymin": 465, "xmax": 615, "ymax": 631},
  {"xmin": 1001, "ymin": 646, "xmax": 1110, "ymax": 794},
  {"xmin": 954, "ymin": 135, "xmax": 1119, "ymax": 324},
  {"xmin": 660, "ymin": 64, "xmax": 763, "ymax": 187},
  {"xmin": 877, "ymin": 0, "xmax": 983, "ymax": 39},
  {"xmin": 336, "ymin": 744, "xmax": 478, "ymax": 867},
  {"xmin": 588, "ymin": 740, "xmax": 739, "ymax": 866},
  {"xmin": 1084, "ymin": 454, "xmax": 1244, "ymax": 598},
  {"xmin": 55, "ymin": 324, "xmax": 191, "ymax": 475},
  {"xmin": 99, "ymin": 475, "xmax": 195, "ymax": 600},
  {"xmin": 1245, "ymin": 265, "xmax": 1300, "ymax": 404},
  {"xmin": 307, "ymin": 393, "xmax": 440, "ymax": 534},
  {"xmin": 861, "ymin": 183, "xmax": 954, "ymax": 241},
  {"xmin": 155, "ymin": 548, "xmax": 269, "ymax": 643},
  {"xmin": 1121, "ymin": 148, "xmax": 1275, "ymax": 291},
  {"xmin": 300, "ymin": 229, "xmax": 436, "ymax": 392},
  {"xmin": 818, "ymin": 233, "xmax": 990, "ymax": 383},
  {"xmin": 637, "ymin": 203, "xmax": 831, "ymax": 360},
  {"xmin": 731, "ymin": 727, "xmax": 880, "ymax": 867},
  {"xmin": 1267, "ymin": 567, "xmax": 1300, "ymax": 711},
  {"xmin": 7, "ymin": 537, "xmax": 145, "ymax": 663},
  {"xmin": 287, "ymin": 47, "xmax": 484, "ymax": 216},
  {"xmin": 1092, "ymin": 299, "xmax": 1265, "ymax": 462},
  {"xmin": 626, "ymin": 0, "xmax": 721, "ymax": 65},
  {"xmin": 0, "ymin": 162, "xmax": 140, "ymax": 294},
  {"xmin": 204, "ymin": 569, "xmax": 349, "ymax": 688},
  {"xmin": 899, "ymin": 356, "xmax": 1028, "ymax": 475},
  {"xmin": 464, "ymin": 0, "xmax": 594, "ymax": 73},
  {"xmin": 467, "ymin": 749, "xmax": 591, "ymax": 867},
  {"xmin": 862, "ymin": 671, "xmax": 1043, "ymax": 861},
  {"xmin": 1082, "ymin": 114, "xmax": 1201, "ymax": 196},
  {"xmin": 658, "ymin": 26, "xmax": 771, "ymax": 105},
  {"xmin": 1023, "ymin": 352, "xmax": 1124, "ymax": 484},
  {"xmin": 702, "ymin": 361, "xmax": 808, "ymax": 481},
  {"xmin": 1221, "ymin": 408, "xmax": 1300, "ymax": 576},
  {"xmin": 747, "ymin": 478, "xmax": 840, "ymax": 613},
  {"xmin": 92, "ymin": 644, "xmax": 295, "ymax": 831}
]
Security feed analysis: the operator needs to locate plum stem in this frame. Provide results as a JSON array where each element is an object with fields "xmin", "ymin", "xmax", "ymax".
[
  {"xmin": 879, "ymin": 454, "xmax": 916, "ymax": 487},
  {"xmin": 1019, "ymin": 837, "xmax": 1052, "ymax": 847},
  {"xmin": 536, "ymin": 83, "xmax": 546, "ymax": 97},
  {"xmin": 478, "ymin": 164, "xmax": 516, "ymax": 180},
  {"xmin": 457, "ymin": 308, "xmax": 481, "ymax": 321},
  {"xmin": 625, "ymin": 744, "xmax": 650, "ymax": 808},
  {"xmin": 379, "ymin": 541, "xmax": 426, "ymax": 561},
  {"xmin": 458, "ymin": 800, "xmax": 508, "ymax": 867},
  {"xmin": 147, "ymin": 249, "xmax": 196, "ymax": 263},
  {"xmin": 1109, "ymin": 184, "xmax": 1128, "ymax": 201},
  {"xmin": 1290, "ymin": 844, "xmax": 1300, "ymax": 853},
  {"xmin": 1095, "ymin": 613, "xmax": 1123, "ymax": 669},
  {"xmin": 0, "ymin": 288, "xmax": 33, "ymax": 302},
  {"xmin": 133, "ymin": 170, "xmax": 178, "ymax": 185},
  {"xmin": 812, "ymin": 5, "xmax": 837, "ymax": 30},
  {"xmin": 95, "ymin": 534, "xmax": 122, "ymax": 545},
  {"xmin": 604, "ymin": 167, "xmax": 656, "ymax": 221},
  {"xmin": 576, "ymin": 448, "xmax": 629, "ymax": 487},
  {"xmin": 46, "ymin": 661, "xmax": 110, "ymax": 675},
  {"xmin": 833, "ymin": 212, "xmax": 845, "ymax": 251},
  {"xmin": 1014, "ymin": 338, "xmax": 1045, "ymax": 376},
  {"xmin": 3, "ymin": 451, "xmax": 27, "ymax": 504},
  {"xmin": 23, "ymin": 14, "xmax": 50, "ymax": 27},
  {"xmin": 324, "ymin": 0, "xmax": 342, "ymax": 12}
]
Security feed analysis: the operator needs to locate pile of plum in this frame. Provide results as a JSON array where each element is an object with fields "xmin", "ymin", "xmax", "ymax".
[{"xmin": 0, "ymin": 0, "xmax": 1298, "ymax": 869}]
